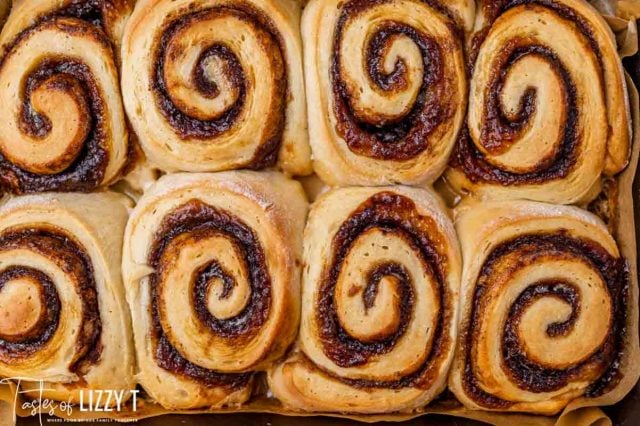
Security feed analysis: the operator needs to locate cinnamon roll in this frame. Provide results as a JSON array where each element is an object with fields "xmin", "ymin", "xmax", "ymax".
[
  {"xmin": 449, "ymin": 200, "xmax": 635, "ymax": 414},
  {"xmin": 446, "ymin": 0, "xmax": 631, "ymax": 204},
  {"xmin": 0, "ymin": 192, "xmax": 135, "ymax": 404},
  {"xmin": 122, "ymin": 172, "xmax": 307, "ymax": 409},
  {"xmin": 302, "ymin": 0, "xmax": 472, "ymax": 186},
  {"xmin": 121, "ymin": 0, "xmax": 311, "ymax": 175},
  {"xmin": 268, "ymin": 186, "xmax": 461, "ymax": 413},
  {"xmin": 0, "ymin": 0, "xmax": 133, "ymax": 194}
]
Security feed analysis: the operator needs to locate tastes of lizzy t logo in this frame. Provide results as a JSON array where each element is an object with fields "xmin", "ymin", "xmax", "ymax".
[{"xmin": 0, "ymin": 377, "xmax": 139, "ymax": 424}]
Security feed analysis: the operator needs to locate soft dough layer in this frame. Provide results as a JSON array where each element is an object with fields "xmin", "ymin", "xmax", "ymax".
[
  {"xmin": 0, "ymin": 0, "xmax": 132, "ymax": 193},
  {"xmin": 446, "ymin": 0, "xmax": 631, "ymax": 204},
  {"xmin": 122, "ymin": 172, "xmax": 307, "ymax": 409},
  {"xmin": 0, "ymin": 192, "xmax": 135, "ymax": 404},
  {"xmin": 449, "ymin": 200, "xmax": 638, "ymax": 414},
  {"xmin": 269, "ymin": 186, "xmax": 461, "ymax": 413},
  {"xmin": 302, "ymin": 0, "xmax": 472, "ymax": 185},
  {"xmin": 121, "ymin": 0, "xmax": 310, "ymax": 175}
]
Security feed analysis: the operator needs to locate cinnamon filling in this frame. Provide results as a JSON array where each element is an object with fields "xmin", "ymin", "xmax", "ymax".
[
  {"xmin": 150, "ymin": 5, "xmax": 287, "ymax": 169},
  {"xmin": 147, "ymin": 199, "xmax": 272, "ymax": 388},
  {"xmin": 316, "ymin": 192, "xmax": 452, "ymax": 389},
  {"xmin": 461, "ymin": 233, "xmax": 627, "ymax": 408}
]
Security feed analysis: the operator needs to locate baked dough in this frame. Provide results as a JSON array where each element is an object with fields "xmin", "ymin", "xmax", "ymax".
[
  {"xmin": 269, "ymin": 186, "xmax": 461, "ymax": 413},
  {"xmin": 446, "ymin": 0, "xmax": 631, "ymax": 204},
  {"xmin": 121, "ymin": 0, "xmax": 311, "ymax": 175},
  {"xmin": 122, "ymin": 171, "xmax": 307, "ymax": 409}
]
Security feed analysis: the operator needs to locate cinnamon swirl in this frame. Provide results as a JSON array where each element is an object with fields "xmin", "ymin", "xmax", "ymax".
[
  {"xmin": 269, "ymin": 186, "xmax": 461, "ymax": 413},
  {"xmin": 446, "ymin": 0, "xmax": 631, "ymax": 204},
  {"xmin": 0, "ymin": 0, "xmax": 133, "ymax": 193},
  {"xmin": 0, "ymin": 192, "xmax": 135, "ymax": 404},
  {"xmin": 122, "ymin": 171, "xmax": 307, "ymax": 409},
  {"xmin": 121, "ymin": 0, "xmax": 310, "ymax": 175},
  {"xmin": 302, "ymin": 0, "xmax": 472, "ymax": 185},
  {"xmin": 448, "ymin": 200, "xmax": 635, "ymax": 414}
]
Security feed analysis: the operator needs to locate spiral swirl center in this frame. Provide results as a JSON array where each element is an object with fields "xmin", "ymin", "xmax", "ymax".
[
  {"xmin": 194, "ymin": 260, "xmax": 250, "ymax": 322},
  {"xmin": 0, "ymin": 267, "xmax": 59, "ymax": 343},
  {"xmin": 148, "ymin": 199, "xmax": 270, "ymax": 378}
]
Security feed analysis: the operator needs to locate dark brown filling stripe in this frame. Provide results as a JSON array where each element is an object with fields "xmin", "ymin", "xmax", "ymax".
[
  {"xmin": 450, "ymin": 43, "xmax": 579, "ymax": 184},
  {"xmin": 0, "ymin": 266, "xmax": 60, "ymax": 354},
  {"xmin": 469, "ymin": 0, "xmax": 603, "ymax": 74},
  {"xmin": 503, "ymin": 280, "xmax": 582, "ymax": 393},
  {"xmin": 0, "ymin": 227, "xmax": 102, "ymax": 375}
]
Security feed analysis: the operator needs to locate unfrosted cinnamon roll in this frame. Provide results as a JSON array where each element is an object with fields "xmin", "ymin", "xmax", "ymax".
[
  {"xmin": 268, "ymin": 186, "xmax": 461, "ymax": 413},
  {"xmin": 302, "ymin": 0, "xmax": 472, "ymax": 186},
  {"xmin": 121, "ymin": 0, "xmax": 310, "ymax": 175},
  {"xmin": 0, "ymin": 0, "xmax": 133, "ymax": 194},
  {"xmin": 0, "ymin": 192, "xmax": 135, "ymax": 404},
  {"xmin": 446, "ymin": 0, "xmax": 631, "ymax": 204},
  {"xmin": 122, "ymin": 172, "xmax": 307, "ymax": 409},
  {"xmin": 449, "ymin": 200, "xmax": 636, "ymax": 414}
]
